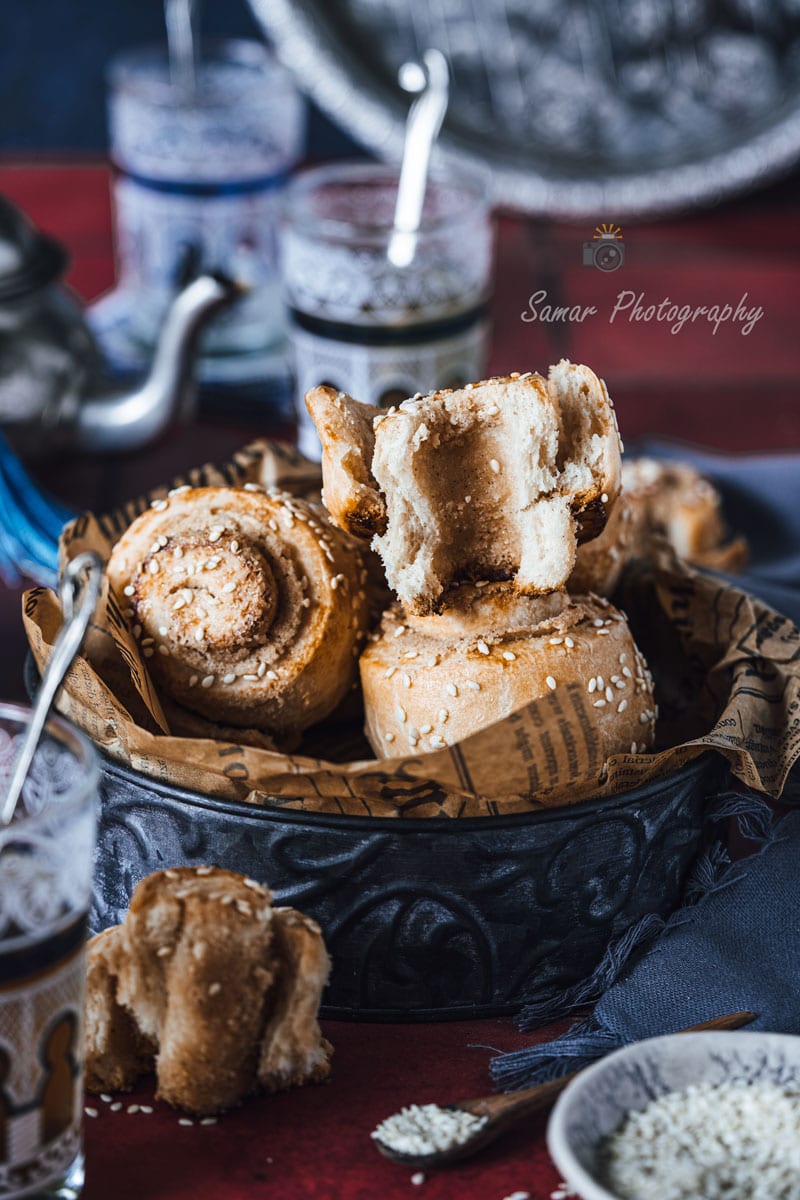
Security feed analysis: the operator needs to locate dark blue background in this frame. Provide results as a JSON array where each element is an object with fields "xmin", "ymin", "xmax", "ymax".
[{"xmin": 0, "ymin": 0, "xmax": 361, "ymax": 159}]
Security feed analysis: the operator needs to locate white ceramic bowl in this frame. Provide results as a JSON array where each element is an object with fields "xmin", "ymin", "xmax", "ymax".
[{"xmin": 546, "ymin": 1030, "xmax": 800, "ymax": 1200}]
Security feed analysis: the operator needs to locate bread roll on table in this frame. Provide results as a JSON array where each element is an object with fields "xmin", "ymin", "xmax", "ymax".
[{"xmin": 85, "ymin": 867, "xmax": 332, "ymax": 1115}]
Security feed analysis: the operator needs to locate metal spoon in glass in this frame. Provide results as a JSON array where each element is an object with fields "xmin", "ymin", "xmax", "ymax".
[
  {"xmin": 165, "ymin": 0, "xmax": 200, "ymax": 96},
  {"xmin": 387, "ymin": 48, "xmax": 450, "ymax": 270},
  {"xmin": 371, "ymin": 1010, "xmax": 756, "ymax": 1170},
  {"xmin": 0, "ymin": 551, "xmax": 103, "ymax": 824}
]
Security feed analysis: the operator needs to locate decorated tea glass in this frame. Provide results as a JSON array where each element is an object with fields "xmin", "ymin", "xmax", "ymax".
[
  {"xmin": 281, "ymin": 162, "xmax": 494, "ymax": 459},
  {"xmin": 0, "ymin": 704, "xmax": 98, "ymax": 1198},
  {"xmin": 98, "ymin": 38, "xmax": 304, "ymax": 377}
]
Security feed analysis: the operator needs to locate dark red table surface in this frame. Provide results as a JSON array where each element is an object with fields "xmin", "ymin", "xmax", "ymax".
[{"xmin": 1, "ymin": 161, "xmax": 799, "ymax": 1200}]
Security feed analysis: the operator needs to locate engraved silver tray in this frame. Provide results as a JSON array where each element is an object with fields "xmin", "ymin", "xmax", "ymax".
[{"xmin": 249, "ymin": 0, "xmax": 800, "ymax": 216}]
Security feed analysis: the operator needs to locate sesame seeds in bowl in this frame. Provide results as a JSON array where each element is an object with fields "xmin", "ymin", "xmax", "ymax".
[{"xmin": 547, "ymin": 1031, "xmax": 800, "ymax": 1200}]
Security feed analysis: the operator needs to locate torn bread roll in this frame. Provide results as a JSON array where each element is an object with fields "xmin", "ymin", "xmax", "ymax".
[
  {"xmin": 106, "ymin": 485, "xmax": 370, "ymax": 741},
  {"xmin": 307, "ymin": 362, "xmax": 621, "ymax": 614},
  {"xmin": 360, "ymin": 584, "xmax": 656, "ymax": 758},
  {"xmin": 568, "ymin": 491, "xmax": 644, "ymax": 596},
  {"xmin": 84, "ymin": 867, "xmax": 332, "ymax": 1115},
  {"xmin": 305, "ymin": 387, "xmax": 386, "ymax": 538},
  {"xmin": 570, "ymin": 457, "xmax": 747, "ymax": 595}
]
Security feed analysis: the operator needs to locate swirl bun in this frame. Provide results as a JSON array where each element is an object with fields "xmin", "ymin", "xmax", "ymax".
[
  {"xmin": 360, "ymin": 584, "xmax": 656, "ymax": 759},
  {"xmin": 107, "ymin": 485, "xmax": 370, "ymax": 739}
]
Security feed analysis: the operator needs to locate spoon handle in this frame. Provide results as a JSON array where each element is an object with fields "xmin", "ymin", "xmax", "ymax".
[
  {"xmin": 166, "ymin": 0, "xmax": 199, "ymax": 95},
  {"xmin": 1, "ymin": 552, "xmax": 102, "ymax": 824},
  {"xmin": 388, "ymin": 49, "xmax": 449, "ymax": 269}
]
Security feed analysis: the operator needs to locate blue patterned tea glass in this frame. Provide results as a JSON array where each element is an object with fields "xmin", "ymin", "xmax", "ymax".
[
  {"xmin": 281, "ymin": 162, "xmax": 494, "ymax": 459},
  {"xmin": 107, "ymin": 39, "xmax": 304, "ymax": 366},
  {"xmin": 0, "ymin": 705, "xmax": 98, "ymax": 1198}
]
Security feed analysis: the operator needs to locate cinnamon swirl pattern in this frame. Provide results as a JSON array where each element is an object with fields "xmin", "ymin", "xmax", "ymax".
[{"xmin": 106, "ymin": 485, "xmax": 370, "ymax": 740}]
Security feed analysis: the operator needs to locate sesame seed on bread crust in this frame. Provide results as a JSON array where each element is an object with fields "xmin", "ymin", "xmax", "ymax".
[
  {"xmin": 84, "ymin": 867, "xmax": 332, "ymax": 1115},
  {"xmin": 307, "ymin": 362, "xmax": 622, "ymax": 614}
]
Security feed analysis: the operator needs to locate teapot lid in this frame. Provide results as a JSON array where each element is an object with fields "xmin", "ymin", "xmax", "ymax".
[{"xmin": 0, "ymin": 195, "xmax": 67, "ymax": 302}]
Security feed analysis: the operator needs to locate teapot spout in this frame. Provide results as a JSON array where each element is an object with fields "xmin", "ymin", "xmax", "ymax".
[{"xmin": 72, "ymin": 274, "xmax": 240, "ymax": 453}]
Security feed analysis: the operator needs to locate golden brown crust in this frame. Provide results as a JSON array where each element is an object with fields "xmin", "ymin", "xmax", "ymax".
[
  {"xmin": 84, "ymin": 926, "xmax": 156, "ymax": 1093},
  {"xmin": 120, "ymin": 869, "xmax": 276, "ymax": 1115},
  {"xmin": 84, "ymin": 868, "xmax": 331, "ymax": 1116},
  {"xmin": 360, "ymin": 584, "xmax": 656, "ymax": 759},
  {"xmin": 258, "ymin": 909, "xmax": 333, "ymax": 1093},
  {"xmin": 570, "ymin": 458, "xmax": 747, "ymax": 595},
  {"xmin": 106, "ymin": 485, "xmax": 371, "ymax": 740},
  {"xmin": 305, "ymin": 386, "xmax": 387, "ymax": 537}
]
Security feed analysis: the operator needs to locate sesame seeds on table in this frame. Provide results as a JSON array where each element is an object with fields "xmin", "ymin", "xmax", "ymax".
[{"xmin": 87, "ymin": 1089, "xmax": 219, "ymax": 1128}]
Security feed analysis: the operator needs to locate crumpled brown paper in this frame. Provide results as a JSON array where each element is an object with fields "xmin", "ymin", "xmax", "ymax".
[{"xmin": 22, "ymin": 440, "xmax": 800, "ymax": 818}]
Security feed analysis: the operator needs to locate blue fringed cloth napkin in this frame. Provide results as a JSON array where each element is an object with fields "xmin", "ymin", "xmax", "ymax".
[
  {"xmin": 493, "ymin": 446, "xmax": 800, "ymax": 1089},
  {"xmin": 492, "ymin": 803, "xmax": 797, "ymax": 1087}
]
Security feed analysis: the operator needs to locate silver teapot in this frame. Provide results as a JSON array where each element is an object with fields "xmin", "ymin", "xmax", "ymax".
[{"xmin": 0, "ymin": 194, "xmax": 239, "ymax": 454}]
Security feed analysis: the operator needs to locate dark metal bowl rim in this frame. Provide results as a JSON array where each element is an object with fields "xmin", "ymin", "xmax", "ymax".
[{"xmin": 100, "ymin": 744, "xmax": 718, "ymax": 833}]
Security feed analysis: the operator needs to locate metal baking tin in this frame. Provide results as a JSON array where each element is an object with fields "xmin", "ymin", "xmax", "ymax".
[{"xmin": 91, "ymin": 748, "xmax": 728, "ymax": 1020}]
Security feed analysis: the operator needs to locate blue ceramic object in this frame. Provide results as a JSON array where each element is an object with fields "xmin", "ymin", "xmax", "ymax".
[
  {"xmin": 548, "ymin": 1030, "xmax": 800, "ymax": 1200},
  {"xmin": 0, "ymin": 431, "xmax": 71, "ymax": 586}
]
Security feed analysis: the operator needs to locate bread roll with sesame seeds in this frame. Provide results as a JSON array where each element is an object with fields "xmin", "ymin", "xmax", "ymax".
[
  {"xmin": 306, "ymin": 362, "xmax": 622, "ymax": 615},
  {"xmin": 569, "ymin": 458, "xmax": 747, "ymax": 595},
  {"xmin": 622, "ymin": 458, "xmax": 747, "ymax": 573},
  {"xmin": 360, "ymin": 583, "xmax": 656, "ymax": 760},
  {"xmin": 106, "ymin": 485, "xmax": 371, "ymax": 742},
  {"xmin": 84, "ymin": 867, "xmax": 332, "ymax": 1115}
]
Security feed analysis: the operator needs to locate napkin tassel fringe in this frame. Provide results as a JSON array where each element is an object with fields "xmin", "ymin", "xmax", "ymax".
[{"xmin": 491, "ymin": 791, "xmax": 775, "ymax": 1091}]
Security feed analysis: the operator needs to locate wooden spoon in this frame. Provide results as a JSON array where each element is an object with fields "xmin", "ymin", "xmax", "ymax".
[{"xmin": 372, "ymin": 1010, "xmax": 756, "ymax": 1170}]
